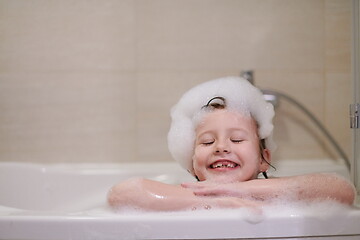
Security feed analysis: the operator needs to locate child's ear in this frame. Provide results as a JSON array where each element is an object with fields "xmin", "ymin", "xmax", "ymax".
[{"xmin": 260, "ymin": 149, "xmax": 271, "ymax": 172}]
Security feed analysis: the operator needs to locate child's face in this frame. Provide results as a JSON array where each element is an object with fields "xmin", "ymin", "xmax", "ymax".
[{"xmin": 192, "ymin": 110, "xmax": 270, "ymax": 183}]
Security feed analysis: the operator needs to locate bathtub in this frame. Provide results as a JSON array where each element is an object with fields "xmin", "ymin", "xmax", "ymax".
[{"xmin": 0, "ymin": 159, "xmax": 359, "ymax": 240}]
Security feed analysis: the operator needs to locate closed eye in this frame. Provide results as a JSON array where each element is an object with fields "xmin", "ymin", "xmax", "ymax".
[
  {"xmin": 202, "ymin": 141, "xmax": 214, "ymax": 146},
  {"xmin": 231, "ymin": 139, "xmax": 244, "ymax": 143}
]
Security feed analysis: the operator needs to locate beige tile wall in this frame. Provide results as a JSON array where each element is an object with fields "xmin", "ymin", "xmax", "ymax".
[{"xmin": 0, "ymin": 0, "xmax": 352, "ymax": 165}]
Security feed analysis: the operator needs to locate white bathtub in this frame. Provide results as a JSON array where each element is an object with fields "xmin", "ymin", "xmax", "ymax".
[{"xmin": 0, "ymin": 160, "xmax": 359, "ymax": 240}]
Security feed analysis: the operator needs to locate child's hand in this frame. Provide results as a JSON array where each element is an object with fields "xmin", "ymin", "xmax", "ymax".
[{"xmin": 182, "ymin": 181, "xmax": 263, "ymax": 213}]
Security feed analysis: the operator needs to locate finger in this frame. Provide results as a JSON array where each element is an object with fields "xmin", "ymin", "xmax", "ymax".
[
  {"xmin": 193, "ymin": 187, "xmax": 228, "ymax": 196},
  {"xmin": 181, "ymin": 182, "xmax": 200, "ymax": 188},
  {"xmin": 181, "ymin": 181, "xmax": 212, "ymax": 189},
  {"xmin": 196, "ymin": 187, "xmax": 246, "ymax": 197}
]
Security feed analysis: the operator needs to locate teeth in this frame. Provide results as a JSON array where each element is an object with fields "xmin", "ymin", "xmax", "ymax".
[{"xmin": 211, "ymin": 162, "xmax": 237, "ymax": 169}]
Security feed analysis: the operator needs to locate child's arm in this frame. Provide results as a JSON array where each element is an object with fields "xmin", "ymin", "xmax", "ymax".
[
  {"xmin": 107, "ymin": 178, "xmax": 260, "ymax": 211},
  {"xmin": 182, "ymin": 173, "xmax": 356, "ymax": 205},
  {"xmin": 108, "ymin": 178, "xmax": 196, "ymax": 211}
]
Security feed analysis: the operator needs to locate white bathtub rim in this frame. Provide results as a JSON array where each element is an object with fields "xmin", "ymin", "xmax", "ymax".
[
  {"xmin": 0, "ymin": 160, "xmax": 359, "ymax": 240},
  {"xmin": 1, "ymin": 209, "xmax": 360, "ymax": 240}
]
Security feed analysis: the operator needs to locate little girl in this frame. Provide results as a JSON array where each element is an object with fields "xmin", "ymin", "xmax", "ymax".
[{"xmin": 108, "ymin": 77, "xmax": 355, "ymax": 211}]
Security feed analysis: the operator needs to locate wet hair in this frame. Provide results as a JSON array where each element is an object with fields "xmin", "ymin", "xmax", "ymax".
[
  {"xmin": 201, "ymin": 96, "xmax": 275, "ymax": 179},
  {"xmin": 259, "ymin": 138, "xmax": 276, "ymax": 178},
  {"xmin": 202, "ymin": 96, "xmax": 227, "ymax": 110}
]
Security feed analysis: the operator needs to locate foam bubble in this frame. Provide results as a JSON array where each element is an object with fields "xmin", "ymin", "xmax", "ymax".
[
  {"xmin": 262, "ymin": 199, "xmax": 353, "ymax": 219},
  {"xmin": 105, "ymin": 199, "xmax": 352, "ymax": 224}
]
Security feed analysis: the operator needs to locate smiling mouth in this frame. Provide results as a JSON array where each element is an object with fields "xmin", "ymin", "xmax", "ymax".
[{"xmin": 209, "ymin": 160, "xmax": 239, "ymax": 169}]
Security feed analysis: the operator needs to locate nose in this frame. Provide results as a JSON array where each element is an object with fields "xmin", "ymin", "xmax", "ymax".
[{"xmin": 214, "ymin": 140, "xmax": 230, "ymax": 154}]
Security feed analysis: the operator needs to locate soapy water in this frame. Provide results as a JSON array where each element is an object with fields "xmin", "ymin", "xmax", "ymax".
[
  {"xmin": 5, "ymin": 196, "xmax": 352, "ymax": 224},
  {"xmin": 167, "ymin": 76, "xmax": 276, "ymax": 174},
  {"xmin": 85, "ymin": 199, "xmax": 353, "ymax": 224}
]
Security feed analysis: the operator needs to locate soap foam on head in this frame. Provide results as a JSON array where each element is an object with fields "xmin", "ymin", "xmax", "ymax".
[{"xmin": 167, "ymin": 76, "xmax": 276, "ymax": 175}]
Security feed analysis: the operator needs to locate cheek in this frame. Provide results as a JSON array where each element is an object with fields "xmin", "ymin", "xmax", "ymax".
[
  {"xmin": 238, "ymin": 145, "xmax": 263, "ymax": 170},
  {"xmin": 239, "ymin": 143, "xmax": 260, "ymax": 159},
  {"xmin": 192, "ymin": 147, "xmax": 207, "ymax": 165},
  {"xmin": 192, "ymin": 149, "xmax": 208, "ymax": 179}
]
